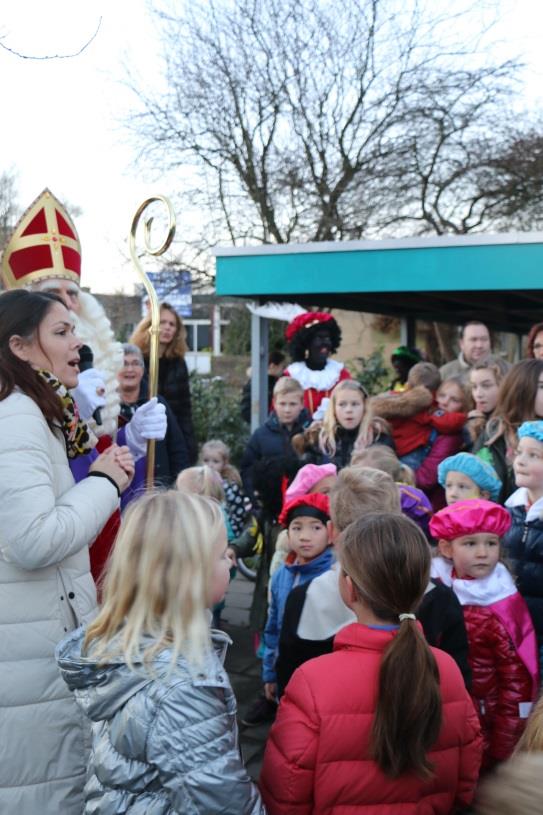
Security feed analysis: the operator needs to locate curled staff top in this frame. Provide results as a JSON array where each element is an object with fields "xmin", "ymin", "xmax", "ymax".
[{"xmin": 128, "ymin": 195, "xmax": 176, "ymax": 488}]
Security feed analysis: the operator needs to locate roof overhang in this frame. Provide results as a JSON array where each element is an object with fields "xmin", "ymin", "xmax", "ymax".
[{"xmin": 215, "ymin": 233, "xmax": 543, "ymax": 334}]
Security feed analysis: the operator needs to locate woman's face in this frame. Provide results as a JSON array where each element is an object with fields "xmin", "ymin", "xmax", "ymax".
[
  {"xmin": 11, "ymin": 301, "xmax": 82, "ymax": 388},
  {"xmin": 436, "ymin": 381, "xmax": 465, "ymax": 413},
  {"xmin": 334, "ymin": 390, "xmax": 365, "ymax": 430},
  {"xmin": 159, "ymin": 309, "xmax": 178, "ymax": 346},
  {"xmin": 535, "ymin": 374, "xmax": 543, "ymax": 418},
  {"xmin": 470, "ymin": 369, "xmax": 499, "ymax": 415},
  {"xmin": 118, "ymin": 353, "xmax": 144, "ymax": 392},
  {"xmin": 533, "ymin": 331, "xmax": 543, "ymax": 360}
]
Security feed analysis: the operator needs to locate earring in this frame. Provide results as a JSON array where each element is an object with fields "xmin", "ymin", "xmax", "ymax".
[{"xmin": 304, "ymin": 348, "xmax": 309, "ymax": 359}]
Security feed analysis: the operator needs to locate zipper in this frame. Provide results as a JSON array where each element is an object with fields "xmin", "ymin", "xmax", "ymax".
[{"xmin": 521, "ymin": 524, "xmax": 529, "ymax": 544}]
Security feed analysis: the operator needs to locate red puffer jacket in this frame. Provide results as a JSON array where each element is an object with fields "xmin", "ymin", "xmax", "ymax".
[
  {"xmin": 260, "ymin": 623, "xmax": 482, "ymax": 815},
  {"xmin": 463, "ymin": 604, "xmax": 534, "ymax": 770}
]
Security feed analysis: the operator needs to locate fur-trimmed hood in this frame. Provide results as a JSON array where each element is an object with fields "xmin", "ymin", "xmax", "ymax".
[{"xmin": 370, "ymin": 385, "xmax": 433, "ymax": 420}]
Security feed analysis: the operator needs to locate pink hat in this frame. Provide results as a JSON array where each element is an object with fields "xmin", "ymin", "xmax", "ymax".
[
  {"xmin": 429, "ymin": 499, "xmax": 511, "ymax": 541},
  {"xmin": 285, "ymin": 463, "xmax": 337, "ymax": 500}
]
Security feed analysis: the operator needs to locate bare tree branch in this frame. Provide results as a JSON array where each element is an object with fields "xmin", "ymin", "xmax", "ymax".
[{"xmin": 0, "ymin": 17, "xmax": 102, "ymax": 60}]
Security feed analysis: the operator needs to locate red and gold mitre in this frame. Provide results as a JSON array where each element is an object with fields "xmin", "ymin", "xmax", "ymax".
[{"xmin": 1, "ymin": 188, "xmax": 81, "ymax": 290}]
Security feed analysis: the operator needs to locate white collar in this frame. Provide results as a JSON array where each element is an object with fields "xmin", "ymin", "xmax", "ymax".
[
  {"xmin": 431, "ymin": 556, "xmax": 516, "ymax": 606},
  {"xmin": 286, "ymin": 359, "xmax": 344, "ymax": 392},
  {"xmin": 297, "ymin": 561, "xmax": 355, "ymax": 639},
  {"xmin": 505, "ymin": 487, "xmax": 543, "ymax": 522}
]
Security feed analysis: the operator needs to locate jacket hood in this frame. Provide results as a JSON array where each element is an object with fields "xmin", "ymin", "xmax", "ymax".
[
  {"xmin": 55, "ymin": 625, "xmax": 231, "ymax": 722},
  {"xmin": 506, "ymin": 487, "xmax": 543, "ymax": 522},
  {"xmin": 370, "ymin": 386, "xmax": 433, "ymax": 420}
]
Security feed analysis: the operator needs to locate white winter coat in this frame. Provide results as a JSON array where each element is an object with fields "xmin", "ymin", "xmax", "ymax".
[{"xmin": 0, "ymin": 391, "xmax": 119, "ymax": 815}]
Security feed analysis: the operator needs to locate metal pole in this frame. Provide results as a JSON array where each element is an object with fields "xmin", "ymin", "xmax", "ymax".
[
  {"xmin": 250, "ymin": 312, "xmax": 269, "ymax": 431},
  {"xmin": 400, "ymin": 316, "xmax": 416, "ymax": 348}
]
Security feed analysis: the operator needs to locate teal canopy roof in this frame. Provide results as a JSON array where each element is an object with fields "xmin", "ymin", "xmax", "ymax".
[{"xmin": 215, "ymin": 233, "xmax": 543, "ymax": 334}]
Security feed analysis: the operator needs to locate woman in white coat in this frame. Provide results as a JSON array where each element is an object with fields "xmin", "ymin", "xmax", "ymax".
[{"xmin": 0, "ymin": 289, "xmax": 134, "ymax": 814}]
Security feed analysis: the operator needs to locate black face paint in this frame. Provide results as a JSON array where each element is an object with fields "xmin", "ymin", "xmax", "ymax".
[{"xmin": 306, "ymin": 329, "xmax": 332, "ymax": 370}]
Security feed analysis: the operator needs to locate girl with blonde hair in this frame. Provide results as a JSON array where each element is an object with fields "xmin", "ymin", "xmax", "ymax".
[
  {"xmin": 56, "ymin": 491, "xmax": 264, "ymax": 814},
  {"xmin": 201, "ymin": 439, "xmax": 251, "ymax": 536},
  {"xmin": 296, "ymin": 380, "xmax": 391, "ymax": 469},
  {"xmin": 176, "ymin": 463, "xmax": 226, "ymax": 503}
]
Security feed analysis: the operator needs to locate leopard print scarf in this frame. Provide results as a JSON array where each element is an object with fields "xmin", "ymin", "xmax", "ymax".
[{"xmin": 37, "ymin": 369, "xmax": 96, "ymax": 458}]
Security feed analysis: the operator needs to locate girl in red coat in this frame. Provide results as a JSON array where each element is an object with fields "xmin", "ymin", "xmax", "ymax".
[
  {"xmin": 260, "ymin": 512, "xmax": 482, "ymax": 815},
  {"xmin": 430, "ymin": 499, "xmax": 539, "ymax": 772}
]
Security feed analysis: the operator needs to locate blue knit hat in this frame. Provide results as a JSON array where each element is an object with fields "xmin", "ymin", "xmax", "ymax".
[
  {"xmin": 437, "ymin": 452, "xmax": 502, "ymax": 502},
  {"xmin": 518, "ymin": 421, "xmax": 543, "ymax": 444}
]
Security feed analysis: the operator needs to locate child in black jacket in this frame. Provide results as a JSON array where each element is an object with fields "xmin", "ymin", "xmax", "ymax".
[{"xmin": 240, "ymin": 376, "xmax": 309, "ymax": 501}]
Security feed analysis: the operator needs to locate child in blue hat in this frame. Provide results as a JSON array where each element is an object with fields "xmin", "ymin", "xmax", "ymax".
[
  {"xmin": 503, "ymin": 421, "xmax": 543, "ymax": 665},
  {"xmin": 438, "ymin": 452, "xmax": 502, "ymax": 506}
]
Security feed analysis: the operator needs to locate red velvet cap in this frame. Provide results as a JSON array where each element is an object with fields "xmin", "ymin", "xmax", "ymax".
[
  {"xmin": 279, "ymin": 493, "xmax": 331, "ymax": 527},
  {"xmin": 429, "ymin": 499, "xmax": 511, "ymax": 541},
  {"xmin": 1, "ymin": 188, "xmax": 81, "ymax": 290},
  {"xmin": 285, "ymin": 311, "xmax": 335, "ymax": 342}
]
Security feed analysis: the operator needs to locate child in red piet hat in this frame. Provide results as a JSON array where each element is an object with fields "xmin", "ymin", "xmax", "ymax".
[
  {"xmin": 284, "ymin": 311, "xmax": 351, "ymax": 417},
  {"xmin": 242, "ymin": 493, "xmax": 333, "ymax": 725},
  {"xmin": 430, "ymin": 499, "xmax": 539, "ymax": 771}
]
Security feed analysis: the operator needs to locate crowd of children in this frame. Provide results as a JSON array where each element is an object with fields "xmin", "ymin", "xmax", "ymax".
[{"xmin": 50, "ymin": 320, "xmax": 543, "ymax": 814}]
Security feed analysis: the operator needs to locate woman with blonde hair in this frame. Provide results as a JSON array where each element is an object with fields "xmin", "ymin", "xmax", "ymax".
[
  {"xmin": 56, "ymin": 491, "xmax": 265, "ymax": 814},
  {"xmin": 131, "ymin": 302, "xmax": 197, "ymax": 463}
]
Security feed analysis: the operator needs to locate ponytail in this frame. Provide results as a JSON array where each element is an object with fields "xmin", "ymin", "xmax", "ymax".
[
  {"xmin": 372, "ymin": 618, "xmax": 441, "ymax": 777},
  {"xmin": 340, "ymin": 512, "xmax": 442, "ymax": 778}
]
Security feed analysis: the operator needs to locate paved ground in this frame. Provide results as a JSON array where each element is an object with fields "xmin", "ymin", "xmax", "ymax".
[{"xmin": 221, "ymin": 571, "xmax": 272, "ymax": 781}]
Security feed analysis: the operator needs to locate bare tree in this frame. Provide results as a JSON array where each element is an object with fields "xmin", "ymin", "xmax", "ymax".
[
  {"xmin": 0, "ymin": 169, "xmax": 19, "ymax": 254},
  {"xmin": 126, "ymin": 0, "xmax": 532, "ymax": 257}
]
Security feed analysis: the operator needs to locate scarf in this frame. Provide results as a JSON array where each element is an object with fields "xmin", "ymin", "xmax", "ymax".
[{"xmin": 37, "ymin": 369, "xmax": 96, "ymax": 458}]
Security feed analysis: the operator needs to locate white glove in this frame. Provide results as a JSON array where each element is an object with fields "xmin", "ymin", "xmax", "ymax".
[
  {"xmin": 70, "ymin": 368, "xmax": 107, "ymax": 420},
  {"xmin": 125, "ymin": 397, "xmax": 167, "ymax": 459}
]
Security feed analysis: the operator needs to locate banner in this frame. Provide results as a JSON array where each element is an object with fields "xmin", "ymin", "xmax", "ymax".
[{"xmin": 141, "ymin": 268, "xmax": 192, "ymax": 317}]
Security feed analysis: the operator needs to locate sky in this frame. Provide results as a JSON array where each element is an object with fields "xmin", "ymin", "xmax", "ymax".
[{"xmin": 2, "ymin": 0, "xmax": 543, "ymax": 294}]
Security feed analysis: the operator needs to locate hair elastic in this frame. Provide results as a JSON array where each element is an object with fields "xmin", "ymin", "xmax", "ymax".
[{"xmin": 398, "ymin": 613, "xmax": 416, "ymax": 622}]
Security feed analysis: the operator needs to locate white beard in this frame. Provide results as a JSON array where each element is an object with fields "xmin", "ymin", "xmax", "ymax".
[{"xmin": 73, "ymin": 291, "xmax": 123, "ymax": 438}]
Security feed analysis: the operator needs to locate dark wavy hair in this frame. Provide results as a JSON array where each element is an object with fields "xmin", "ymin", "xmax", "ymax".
[
  {"xmin": 288, "ymin": 318, "xmax": 342, "ymax": 362},
  {"xmin": 526, "ymin": 322, "xmax": 543, "ymax": 358},
  {"xmin": 0, "ymin": 289, "xmax": 65, "ymax": 426}
]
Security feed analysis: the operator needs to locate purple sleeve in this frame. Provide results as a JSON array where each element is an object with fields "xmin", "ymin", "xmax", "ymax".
[
  {"xmin": 120, "ymin": 456, "xmax": 147, "ymax": 510},
  {"xmin": 69, "ymin": 449, "xmax": 98, "ymax": 483}
]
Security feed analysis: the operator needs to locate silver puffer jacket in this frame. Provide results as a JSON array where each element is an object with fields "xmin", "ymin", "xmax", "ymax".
[{"xmin": 56, "ymin": 628, "xmax": 266, "ymax": 814}]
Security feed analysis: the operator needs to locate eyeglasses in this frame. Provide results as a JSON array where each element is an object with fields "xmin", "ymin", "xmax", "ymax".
[{"xmin": 123, "ymin": 360, "xmax": 143, "ymax": 368}]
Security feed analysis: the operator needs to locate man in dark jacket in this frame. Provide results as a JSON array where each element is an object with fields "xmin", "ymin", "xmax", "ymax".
[{"xmin": 240, "ymin": 376, "xmax": 308, "ymax": 501}]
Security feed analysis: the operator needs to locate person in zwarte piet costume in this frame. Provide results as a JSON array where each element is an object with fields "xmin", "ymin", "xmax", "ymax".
[
  {"xmin": 284, "ymin": 311, "xmax": 351, "ymax": 418},
  {"xmin": 1, "ymin": 188, "xmax": 167, "ymax": 583}
]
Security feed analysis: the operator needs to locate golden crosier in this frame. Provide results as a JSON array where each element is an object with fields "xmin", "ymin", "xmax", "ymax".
[{"xmin": 128, "ymin": 196, "xmax": 176, "ymax": 487}]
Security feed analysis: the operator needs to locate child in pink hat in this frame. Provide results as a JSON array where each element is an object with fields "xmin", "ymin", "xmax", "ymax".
[
  {"xmin": 430, "ymin": 499, "xmax": 539, "ymax": 771},
  {"xmin": 284, "ymin": 462, "xmax": 337, "ymax": 500}
]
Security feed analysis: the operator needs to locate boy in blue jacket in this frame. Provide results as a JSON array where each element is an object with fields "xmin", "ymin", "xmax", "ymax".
[
  {"xmin": 261, "ymin": 493, "xmax": 333, "ymax": 704},
  {"xmin": 240, "ymin": 376, "xmax": 308, "ymax": 501}
]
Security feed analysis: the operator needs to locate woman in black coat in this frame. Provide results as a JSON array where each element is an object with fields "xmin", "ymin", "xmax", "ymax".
[{"xmin": 131, "ymin": 302, "xmax": 197, "ymax": 464}]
